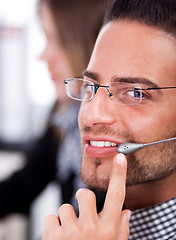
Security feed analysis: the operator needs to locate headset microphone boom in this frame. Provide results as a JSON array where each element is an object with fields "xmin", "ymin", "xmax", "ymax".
[{"xmin": 116, "ymin": 137, "xmax": 176, "ymax": 155}]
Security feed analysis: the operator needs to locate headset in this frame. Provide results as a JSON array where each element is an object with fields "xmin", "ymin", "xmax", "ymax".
[{"xmin": 117, "ymin": 137, "xmax": 176, "ymax": 155}]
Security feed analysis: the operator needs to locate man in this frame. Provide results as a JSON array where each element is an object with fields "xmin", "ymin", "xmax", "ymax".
[{"xmin": 42, "ymin": 0, "xmax": 176, "ymax": 239}]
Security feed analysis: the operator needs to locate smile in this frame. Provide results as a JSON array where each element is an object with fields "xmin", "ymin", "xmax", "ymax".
[{"xmin": 90, "ymin": 140, "xmax": 117, "ymax": 147}]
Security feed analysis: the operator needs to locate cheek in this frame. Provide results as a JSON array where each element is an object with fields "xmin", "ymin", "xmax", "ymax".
[
  {"xmin": 78, "ymin": 103, "xmax": 86, "ymax": 128},
  {"xmin": 125, "ymin": 106, "xmax": 176, "ymax": 142},
  {"xmin": 78, "ymin": 106, "xmax": 82, "ymax": 128}
]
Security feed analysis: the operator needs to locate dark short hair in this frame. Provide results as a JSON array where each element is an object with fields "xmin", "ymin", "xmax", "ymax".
[{"xmin": 104, "ymin": 0, "xmax": 176, "ymax": 36}]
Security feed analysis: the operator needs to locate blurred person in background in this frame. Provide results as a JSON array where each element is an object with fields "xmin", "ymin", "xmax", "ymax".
[{"xmin": 0, "ymin": 0, "xmax": 107, "ymax": 221}]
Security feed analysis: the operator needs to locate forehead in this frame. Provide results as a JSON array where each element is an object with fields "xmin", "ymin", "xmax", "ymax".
[
  {"xmin": 87, "ymin": 20, "xmax": 176, "ymax": 86},
  {"xmin": 40, "ymin": 4, "xmax": 57, "ymax": 37}
]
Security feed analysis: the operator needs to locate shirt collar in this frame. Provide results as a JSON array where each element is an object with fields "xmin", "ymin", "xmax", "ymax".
[{"xmin": 129, "ymin": 197, "xmax": 176, "ymax": 239}]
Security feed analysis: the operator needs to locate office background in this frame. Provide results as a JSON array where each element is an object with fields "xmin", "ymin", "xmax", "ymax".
[{"xmin": 0, "ymin": 0, "xmax": 60, "ymax": 239}]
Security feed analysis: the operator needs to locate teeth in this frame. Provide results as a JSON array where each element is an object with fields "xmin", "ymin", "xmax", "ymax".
[
  {"xmin": 90, "ymin": 141, "xmax": 117, "ymax": 147},
  {"xmin": 111, "ymin": 142, "xmax": 117, "ymax": 146},
  {"xmin": 105, "ymin": 141, "xmax": 111, "ymax": 147}
]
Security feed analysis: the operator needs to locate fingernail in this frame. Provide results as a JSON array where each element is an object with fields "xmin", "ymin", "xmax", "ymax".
[{"xmin": 115, "ymin": 153, "xmax": 126, "ymax": 165}]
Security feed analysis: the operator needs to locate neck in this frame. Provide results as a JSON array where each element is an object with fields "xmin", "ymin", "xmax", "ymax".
[{"xmin": 125, "ymin": 171, "xmax": 176, "ymax": 211}]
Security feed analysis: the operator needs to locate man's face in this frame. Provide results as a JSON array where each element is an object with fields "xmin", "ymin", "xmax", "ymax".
[{"xmin": 78, "ymin": 20, "xmax": 176, "ymax": 190}]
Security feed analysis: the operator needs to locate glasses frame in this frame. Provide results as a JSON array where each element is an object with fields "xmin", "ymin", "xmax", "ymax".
[
  {"xmin": 63, "ymin": 78, "xmax": 176, "ymax": 105},
  {"xmin": 140, "ymin": 86, "xmax": 176, "ymax": 90}
]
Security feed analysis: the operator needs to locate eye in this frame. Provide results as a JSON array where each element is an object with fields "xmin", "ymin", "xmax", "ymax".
[
  {"xmin": 81, "ymin": 82, "xmax": 90, "ymax": 94},
  {"xmin": 118, "ymin": 86, "xmax": 151, "ymax": 105},
  {"xmin": 127, "ymin": 89, "xmax": 141, "ymax": 99},
  {"xmin": 127, "ymin": 88, "xmax": 150, "ymax": 100},
  {"xmin": 81, "ymin": 81, "xmax": 94, "ymax": 100}
]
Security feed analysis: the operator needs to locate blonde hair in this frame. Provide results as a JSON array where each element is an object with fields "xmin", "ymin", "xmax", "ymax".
[{"xmin": 38, "ymin": 0, "xmax": 108, "ymax": 77}]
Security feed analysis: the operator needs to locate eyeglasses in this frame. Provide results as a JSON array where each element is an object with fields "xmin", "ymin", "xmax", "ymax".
[{"xmin": 63, "ymin": 78, "xmax": 176, "ymax": 105}]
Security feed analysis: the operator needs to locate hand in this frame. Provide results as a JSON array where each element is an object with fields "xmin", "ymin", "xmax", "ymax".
[{"xmin": 42, "ymin": 153, "xmax": 131, "ymax": 240}]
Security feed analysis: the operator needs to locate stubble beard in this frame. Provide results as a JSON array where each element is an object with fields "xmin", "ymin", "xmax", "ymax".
[
  {"xmin": 80, "ymin": 157, "xmax": 111, "ymax": 191},
  {"xmin": 126, "ymin": 140, "xmax": 176, "ymax": 186},
  {"xmin": 79, "ymin": 128, "xmax": 176, "ymax": 190},
  {"xmin": 79, "ymin": 125, "xmax": 132, "ymax": 191}
]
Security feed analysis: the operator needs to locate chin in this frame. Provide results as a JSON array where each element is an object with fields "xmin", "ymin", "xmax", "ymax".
[{"xmin": 79, "ymin": 157, "xmax": 112, "ymax": 191}]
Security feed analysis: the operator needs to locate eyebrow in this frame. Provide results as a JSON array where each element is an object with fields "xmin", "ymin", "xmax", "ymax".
[
  {"xmin": 82, "ymin": 70, "xmax": 99, "ymax": 81},
  {"xmin": 82, "ymin": 70, "xmax": 161, "ymax": 91},
  {"xmin": 115, "ymin": 77, "xmax": 160, "ymax": 89}
]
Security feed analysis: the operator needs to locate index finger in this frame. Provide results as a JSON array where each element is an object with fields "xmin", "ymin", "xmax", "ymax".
[{"xmin": 102, "ymin": 153, "xmax": 127, "ymax": 222}]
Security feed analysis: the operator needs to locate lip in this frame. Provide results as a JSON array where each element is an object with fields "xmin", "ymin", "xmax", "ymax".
[{"xmin": 83, "ymin": 135, "xmax": 122, "ymax": 158}]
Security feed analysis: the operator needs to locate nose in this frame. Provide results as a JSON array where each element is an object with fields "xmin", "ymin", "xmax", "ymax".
[
  {"xmin": 39, "ymin": 50, "xmax": 46, "ymax": 61},
  {"xmin": 39, "ymin": 46, "xmax": 48, "ymax": 62},
  {"xmin": 80, "ymin": 88, "xmax": 117, "ymax": 127},
  {"xmin": 39, "ymin": 42, "xmax": 53, "ymax": 63}
]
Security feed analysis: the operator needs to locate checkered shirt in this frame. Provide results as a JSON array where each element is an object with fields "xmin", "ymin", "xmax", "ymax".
[{"xmin": 129, "ymin": 197, "xmax": 176, "ymax": 239}]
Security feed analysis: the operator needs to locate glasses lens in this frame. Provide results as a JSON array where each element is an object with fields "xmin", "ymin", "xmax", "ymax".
[
  {"xmin": 66, "ymin": 78, "xmax": 94, "ymax": 101},
  {"xmin": 109, "ymin": 83, "xmax": 142, "ymax": 105},
  {"xmin": 65, "ymin": 79, "xmax": 142, "ymax": 105}
]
